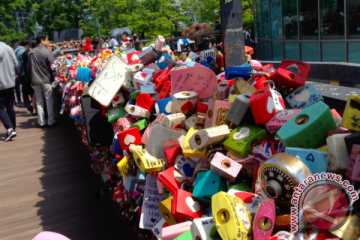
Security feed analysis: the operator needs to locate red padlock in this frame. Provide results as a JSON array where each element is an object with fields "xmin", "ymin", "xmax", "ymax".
[
  {"xmin": 117, "ymin": 128, "xmax": 142, "ymax": 150},
  {"xmin": 158, "ymin": 167, "xmax": 190, "ymax": 194},
  {"xmin": 171, "ymin": 189, "xmax": 204, "ymax": 222},
  {"xmin": 164, "ymin": 145, "xmax": 183, "ymax": 167},
  {"xmin": 127, "ymin": 51, "xmax": 142, "ymax": 65},
  {"xmin": 196, "ymin": 102, "xmax": 208, "ymax": 115},
  {"xmin": 219, "ymin": 79, "xmax": 236, "ymax": 89},
  {"xmin": 136, "ymin": 93, "xmax": 154, "ymax": 112},
  {"xmin": 248, "ymin": 75, "xmax": 267, "ymax": 90},
  {"xmin": 159, "ymin": 81, "xmax": 171, "ymax": 100},
  {"xmin": 272, "ymin": 68, "xmax": 306, "ymax": 88},
  {"xmin": 250, "ymin": 87, "xmax": 276, "ymax": 124}
]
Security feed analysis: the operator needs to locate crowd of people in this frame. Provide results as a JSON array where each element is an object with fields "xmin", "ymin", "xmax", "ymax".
[{"xmin": 0, "ymin": 33, "xmax": 58, "ymax": 142}]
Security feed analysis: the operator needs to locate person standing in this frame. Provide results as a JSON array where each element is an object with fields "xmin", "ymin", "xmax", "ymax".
[
  {"xmin": 0, "ymin": 40, "xmax": 18, "ymax": 141},
  {"xmin": 27, "ymin": 33, "xmax": 56, "ymax": 128},
  {"xmin": 109, "ymin": 35, "xmax": 119, "ymax": 47},
  {"xmin": 22, "ymin": 40, "xmax": 37, "ymax": 115},
  {"xmin": 92, "ymin": 37, "xmax": 99, "ymax": 50},
  {"xmin": 132, "ymin": 33, "xmax": 139, "ymax": 51}
]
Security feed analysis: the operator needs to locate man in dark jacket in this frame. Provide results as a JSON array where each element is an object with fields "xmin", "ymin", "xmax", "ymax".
[
  {"xmin": 0, "ymin": 41, "xmax": 18, "ymax": 141},
  {"xmin": 27, "ymin": 33, "xmax": 56, "ymax": 127}
]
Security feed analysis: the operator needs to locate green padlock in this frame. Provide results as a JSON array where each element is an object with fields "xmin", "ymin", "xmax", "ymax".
[
  {"xmin": 228, "ymin": 183, "xmax": 251, "ymax": 192},
  {"xmin": 277, "ymin": 101, "xmax": 337, "ymax": 148},
  {"xmin": 223, "ymin": 124, "xmax": 267, "ymax": 157},
  {"xmin": 130, "ymin": 119, "xmax": 148, "ymax": 131},
  {"xmin": 108, "ymin": 106, "xmax": 124, "ymax": 123},
  {"xmin": 173, "ymin": 230, "xmax": 192, "ymax": 240},
  {"xmin": 130, "ymin": 90, "xmax": 141, "ymax": 99}
]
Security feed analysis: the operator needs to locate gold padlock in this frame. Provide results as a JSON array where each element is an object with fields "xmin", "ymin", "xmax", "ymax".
[
  {"xmin": 330, "ymin": 214, "xmax": 360, "ymax": 240},
  {"xmin": 133, "ymin": 149, "xmax": 163, "ymax": 173},
  {"xmin": 216, "ymin": 108, "xmax": 229, "ymax": 125},
  {"xmin": 158, "ymin": 197, "xmax": 178, "ymax": 225},
  {"xmin": 341, "ymin": 96, "xmax": 360, "ymax": 131}
]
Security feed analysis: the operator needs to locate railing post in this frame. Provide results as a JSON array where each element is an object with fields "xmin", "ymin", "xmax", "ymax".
[{"xmin": 220, "ymin": 0, "xmax": 246, "ymax": 67}]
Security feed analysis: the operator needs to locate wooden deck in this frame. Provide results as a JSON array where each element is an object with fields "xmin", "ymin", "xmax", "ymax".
[{"xmin": 0, "ymin": 107, "xmax": 130, "ymax": 240}]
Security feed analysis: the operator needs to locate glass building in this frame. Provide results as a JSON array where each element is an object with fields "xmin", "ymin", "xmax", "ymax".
[{"xmin": 254, "ymin": 0, "xmax": 360, "ymax": 63}]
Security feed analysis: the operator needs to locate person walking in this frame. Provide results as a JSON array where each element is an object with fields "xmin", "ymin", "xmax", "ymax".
[
  {"xmin": 0, "ymin": 41, "xmax": 18, "ymax": 141},
  {"xmin": 22, "ymin": 40, "xmax": 37, "ymax": 115},
  {"xmin": 27, "ymin": 33, "xmax": 56, "ymax": 128},
  {"xmin": 109, "ymin": 35, "xmax": 119, "ymax": 47}
]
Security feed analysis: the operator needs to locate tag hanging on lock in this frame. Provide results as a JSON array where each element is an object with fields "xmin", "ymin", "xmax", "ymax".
[{"xmin": 264, "ymin": 80, "xmax": 285, "ymax": 111}]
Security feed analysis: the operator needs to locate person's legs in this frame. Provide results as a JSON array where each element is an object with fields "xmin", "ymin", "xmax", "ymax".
[
  {"xmin": 0, "ymin": 88, "xmax": 17, "ymax": 141},
  {"xmin": 32, "ymin": 94, "xmax": 37, "ymax": 114},
  {"xmin": 43, "ymin": 84, "xmax": 55, "ymax": 126},
  {"xmin": 15, "ymin": 79, "xmax": 22, "ymax": 104},
  {"xmin": 20, "ymin": 76, "xmax": 32, "ymax": 112},
  {"xmin": 34, "ymin": 85, "xmax": 46, "ymax": 126},
  {"xmin": 3, "ymin": 87, "xmax": 16, "ymax": 130},
  {"xmin": 0, "ymin": 88, "xmax": 14, "ymax": 130}
]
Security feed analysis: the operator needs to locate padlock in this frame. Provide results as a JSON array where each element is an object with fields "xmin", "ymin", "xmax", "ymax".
[
  {"xmin": 155, "ymin": 97, "xmax": 173, "ymax": 115},
  {"xmin": 172, "ymin": 189, "xmax": 204, "ymax": 222},
  {"xmin": 133, "ymin": 72, "xmax": 152, "ymax": 90},
  {"xmin": 269, "ymin": 231, "xmax": 295, "ymax": 240},
  {"xmin": 253, "ymin": 198, "xmax": 275, "ymax": 240},
  {"xmin": 327, "ymin": 130, "xmax": 349, "ymax": 137},
  {"xmin": 130, "ymin": 89, "xmax": 141, "ymax": 102},
  {"xmin": 234, "ymin": 79, "xmax": 257, "ymax": 95},
  {"xmin": 192, "ymin": 170, "xmax": 228, "ymax": 203},
  {"xmin": 228, "ymin": 183, "xmax": 251, "ymax": 192},
  {"xmin": 193, "ymin": 158, "xmax": 210, "ymax": 178},
  {"xmin": 126, "ymin": 63, "xmax": 144, "ymax": 72},
  {"xmin": 173, "ymin": 230, "xmax": 192, "ymax": 240},
  {"xmin": 117, "ymin": 117, "xmax": 134, "ymax": 132},
  {"xmin": 108, "ymin": 106, "xmax": 124, "ymax": 123},
  {"xmin": 185, "ymin": 114, "xmax": 197, "ymax": 130},
  {"xmin": 258, "ymin": 153, "xmax": 312, "ymax": 206},
  {"xmin": 156, "ymin": 54, "xmax": 173, "ymax": 70},
  {"xmin": 329, "ymin": 214, "xmax": 360, "ymax": 240},
  {"xmin": 138, "ymin": 46, "xmax": 160, "ymax": 64},
  {"xmin": 212, "ymin": 191, "xmax": 252, "ymax": 240},
  {"xmin": 162, "ymin": 221, "xmax": 192, "ymax": 240},
  {"xmin": 129, "ymin": 119, "xmax": 148, "ymax": 131},
  {"xmin": 210, "ymin": 152, "xmax": 242, "ymax": 182},
  {"xmin": 133, "ymin": 149, "xmax": 163, "ymax": 173},
  {"xmin": 272, "ymin": 68, "xmax": 306, "ymax": 88},
  {"xmin": 265, "ymin": 109, "xmax": 302, "ymax": 133},
  {"xmin": 162, "ymin": 113, "xmax": 186, "ymax": 129},
  {"xmin": 327, "ymin": 133, "xmax": 351, "ymax": 171},
  {"xmin": 110, "ymin": 132, "xmax": 119, "ymax": 152},
  {"xmin": 226, "ymin": 93, "xmax": 254, "ymax": 126},
  {"xmin": 158, "ymin": 167, "xmax": 190, "ymax": 194},
  {"xmin": 125, "ymin": 104, "xmax": 151, "ymax": 119},
  {"xmin": 117, "ymin": 127, "xmax": 142, "ymax": 150},
  {"xmin": 136, "ymin": 93, "xmax": 154, "ymax": 112},
  {"xmin": 249, "ymin": 75, "xmax": 268, "ymax": 90},
  {"xmin": 155, "ymin": 69, "xmax": 171, "ymax": 92},
  {"xmin": 188, "ymin": 125, "xmax": 230, "ymax": 150},
  {"xmin": 286, "ymin": 84, "xmax": 323, "ymax": 109},
  {"xmin": 152, "ymin": 218, "xmax": 168, "ymax": 240},
  {"xmin": 158, "ymin": 196, "xmax": 178, "ymax": 225},
  {"xmin": 140, "ymin": 83, "xmax": 157, "ymax": 95},
  {"xmin": 331, "ymin": 108, "xmax": 343, "ymax": 128},
  {"xmin": 250, "ymin": 60, "xmax": 263, "ymax": 71},
  {"xmin": 275, "ymin": 214, "xmax": 290, "ymax": 229},
  {"xmin": 340, "ymin": 95, "xmax": 360, "ymax": 131},
  {"xmin": 112, "ymin": 92, "xmax": 125, "ymax": 107},
  {"xmin": 205, "ymin": 100, "xmax": 232, "ymax": 128},
  {"xmin": 123, "ymin": 169, "xmax": 139, "ymax": 192},
  {"xmin": 227, "ymin": 190, "xmax": 263, "ymax": 216},
  {"xmin": 250, "ymin": 87, "xmax": 276, "ymax": 124},
  {"xmin": 171, "ymin": 91, "xmax": 198, "ymax": 115},
  {"xmin": 346, "ymin": 144, "xmax": 360, "ymax": 181},
  {"xmin": 164, "ymin": 145, "xmax": 183, "ymax": 167},
  {"xmin": 345, "ymin": 131, "xmax": 360, "ymax": 155},
  {"xmin": 174, "ymin": 155, "xmax": 197, "ymax": 182},
  {"xmin": 117, "ymin": 156, "xmax": 132, "ymax": 177},
  {"xmin": 223, "ymin": 125, "xmax": 267, "ymax": 157},
  {"xmin": 183, "ymin": 127, "xmax": 208, "ymax": 158},
  {"xmin": 225, "ymin": 66, "xmax": 252, "ymax": 80},
  {"xmin": 217, "ymin": 81, "xmax": 229, "ymax": 100},
  {"xmin": 285, "ymin": 147, "xmax": 328, "ymax": 174},
  {"xmin": 127, "ymin": 51, "xmax": 142, "ymax": 65},
  {"xmin": 159, "ymin": 81, "xmax": 171, "ymax": 100},
  {"xmin": 277, "ymin": 101, "xmax": 338, "ymax": 149},
  {"xmin": 196, "ymin": 102, "xmax": 208, "ymax": 125},
  {"xmin": 190, "ymin": 217, "xmax": 215, "ymax": 240}
]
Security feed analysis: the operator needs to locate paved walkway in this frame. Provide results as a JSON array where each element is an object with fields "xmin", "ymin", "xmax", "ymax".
[{"xmin": 0, "ymin": 107, "xmax": 130, "ymax": 240}]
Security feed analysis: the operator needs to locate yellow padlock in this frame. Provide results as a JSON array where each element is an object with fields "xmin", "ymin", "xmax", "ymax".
[
  {"xmin": 183, "ymin": 127, "xmax": 208, "ymax": 158},
  {"xmin": 212, "ymin": 191, "xmax": 252, "ymax": 240},
  {"xmin": 317, "ymin": 145, "xmax": 328, "ymax": 153},
  {"xmin": 116, "ymin": 156, "xmax": 132, "ymax": 177},
  {"xmin": 341, "ymin": 95, "xmax": 360, "ymax": 131},
  {"xmin": 158, "ymin": 196, "xmax": 178, "ymax": 225},
  {"xmin": 133, "ymin": 149, "xmax": 163, "ymax": 173}
]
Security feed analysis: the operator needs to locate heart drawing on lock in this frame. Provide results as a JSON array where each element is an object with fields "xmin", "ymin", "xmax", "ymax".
[
  {"xmin": 110, "ymin": 108, "xmax": 119, "ymax": 117},
  {"xmin": 124, "ymin": 134, "xmax": 136, "ymax": 145},
  {"xmin": 295, "ymin": 89, "xmax": 310, "ymax": 102},
  {"xmin": 180, "ymin": 101, "xmax": 193, "ymax": 112},
  {"xmin": 113, "ymin": 95, "xmax": 120, "ymax": 102},
  {"xmin": 158, "ymin": 56, "xmax": 165, "ymax": 63},
  {"xmin": 186, "ymin": 197, "xmax": 201, "ymax": 212},
  {"xmin": 131, "ymin": 54, "xmax": 139, "ymax": 61},
  {"xmin": 140, "ymin": 72, "xmax": 148, "ymax": 78},
  {"xmin": 165, "ymin": 101, "xmax": 172, "ymax": 113},
  {"xmin": 267, "ymin": 97, "xmax": 275, "ymax": 114},
  {"xmin": 182, "ymin": 163, "xmax": 195, "ymax": 177},
  {"xmin": 151, "ymin": 218, "xmax": 157, "ymax": 223},
  {"xmin": 174, "ymin": 170, "xmax": 186, "ymax": 182}
]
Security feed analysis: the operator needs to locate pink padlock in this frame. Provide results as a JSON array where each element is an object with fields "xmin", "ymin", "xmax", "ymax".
[
  {"xmin": 210, "ymin": 152, "xmax": 242, "ymax": 182},
  {"xmin": 346, "ymin": 144, "xmax": 360, "ymax": 181},
  {"xmin": 251, "ymin": 60, "xmax": 263, "ymax": 71},
  {"xmin": 70, "ymin": 105, "xmax": 81, "ymax": 116},
  {"xmin": 117, "ymin": 118, "xmax": 134, "ymax": 132},
  {"xmin": 265, "ymin": 109, "xmax": 302, "ymax": 133},
  {"xmin": 162, "ymin": 221, "xmax": 192, "ymax": 240}
]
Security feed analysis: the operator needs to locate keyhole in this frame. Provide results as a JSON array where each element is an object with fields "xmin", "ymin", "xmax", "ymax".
[
  {"xmin": 164, "ymin": 212, "xmax": 170, "ymax": 219},
  {"xmin": 258, "ymin": 217, "xmax": 272, "ymax": 231},
  {"xmin": 182, "ymin": 92, "xmax": 190, "ymax": 96},
  {"xmin": 135, "ymin": 65, "xmax": 139, "ymax": 70},
  {"xmin": 196, "ymin": 236, "xmax": 201, "ymax": 240},
  {"xmin": 162, "ymin": 89, "xmax": 167, "ymax": 95},
  {"xmin": 207, "ymin": 110, "xmax": 213, "ymax": 119},
  {"xmin": 256, "ymin": 91, "xmax": 264, "ymax": 95},
  {"xmin": 295, "ymin": 115, "xmax": 309, "ymax": 125},
  {"xmin": 195, "ymin": 134, "xmax": 202, "ymax": 145},
  {"xmin": 136, "ymin": 158, "xmax": 141, "ymax": 166},
  {"xmin": 217, "ymin": 209, "xmax": 230, "ymax": 224},
  {"xmin": 130, "ymin": 107, "xmax": 135, "ymax": 113},
  {"xmin": 289, "ymin": 73, "xmax": 295, "ymax": 80},
  {"xmin": 221, "ymin": 160, "xmax": 231, "ymax": 169}
]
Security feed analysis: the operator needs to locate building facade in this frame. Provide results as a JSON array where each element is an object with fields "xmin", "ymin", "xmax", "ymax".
[{"xmin": 254, "ymin": 0, "xmax": 360, "ymax": 63}]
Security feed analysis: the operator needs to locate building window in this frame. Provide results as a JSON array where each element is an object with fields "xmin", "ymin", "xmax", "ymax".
[
  {"xmin": 347, "ymin": 0, "xmax": 360, "ymax": 39},
  {"xmin": 271, "ymin": 0, "xmax": 283, "ymax": 39},
  {"xmin": 301, "ymin": 42, "xmax": 320, "ymax": 61},
  {"xmin": 320, "ymin": 0, "xmax": 345, "ymax": 39},
  {"xmin": 262, "ymin": 0, "xmax": 271, "ymax": 38},
  {"xmin": 264, "ymin": 40, "xmax": 272, "ymax": 60},
  {"xmin": 272, "ymin": 41, "xmax": 283, "ymax": 60},
  {"xmin": 348, "ymin": 42, "xmax": 360, "ymax": 62},
  {"xmin": 285, "ymin": 42, "xmax": 300, "ymax": 59},
  {"xmin": 322, "ymin": 42, "xmax": 345, "ymax": 61},
  {"xmin": 256, "ymin": 0, "xmax": 263, "ymax": 37},
  {"xmin": 299, "ymin": 0, "xmax": 319, "ymax": 39},
  {"xmin": 283, "ymin": 0, "xmax": 298, "ymax": 39}
]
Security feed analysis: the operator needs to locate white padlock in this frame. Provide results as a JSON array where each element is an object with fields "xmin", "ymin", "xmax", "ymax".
[
  {"xmin": 189, "ymin": 125, "xmax": 230, "ymax": 149},
  {"xmin": 191, "ymin": 217, "xmax": 215, "ymax": 240},
  {"xmin": 171, "ymin": 91, "xmax": 198, "ymax": 114},
  {"xmin": 125, "ymin": 104, "xmax": 151, "ymax": 119},
  {"xmin": 162, "ymin": 113, "xmax": 186, "ymax": 129}
]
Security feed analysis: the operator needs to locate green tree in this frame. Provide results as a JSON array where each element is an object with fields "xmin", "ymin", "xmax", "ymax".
[
  {"xmin": 80, "ymin": 0, "xmax": 190, "ymax": 39},
  {"xmin": 0, "ymin": 0, "xmax": 33, "ymax": 45},
  {"xmin": 181, "ymin": 0, "xmax": 254, "ymax": 30}
]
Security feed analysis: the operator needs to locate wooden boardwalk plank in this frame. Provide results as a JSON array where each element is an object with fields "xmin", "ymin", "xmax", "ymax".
[{"xmin": 0, "ymin": 107, "xmax": 129, "ymax": 240}]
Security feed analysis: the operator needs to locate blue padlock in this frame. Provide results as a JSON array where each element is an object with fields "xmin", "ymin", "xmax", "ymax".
[
  {"xmin": 114, "ymin": 141, "xmax": 122, "ymax": 156},
  {"xmin": 129, "ymin": 89, "xmax": 139, "ymax": 105},
  {"xmin": 140, "ymin": 83, "xmax": 157, "ymax": 95},
  {"xmin": 286, "ymin": 84, "xmax": 324, "ymax": 109},
  {"xmin": 110, "ymin": 132, "xmax": 119, "ymax": 152},
  {"xmin": 156, "ymin": 54, "xmax": 172, "ymax": 70},
  {"xmin": 137, "ymin": 170, "xmax": 146, "ymax": 182},
  {"xmin": 186, "ymin": 61, "xmax": 196, "ymax": 67},
  {"xmin": 123, "ymin": 168, "xmax": 139, "ymax": 192},
  {"xmin": 155, "ymin": 96, "xmax": 173, "ymax": 115},
  {"xmin": 285, "ymin": 147, "xmax": 328, "ymax": 174},
  {"xmin": 225, "ymin": 66, "xmax": 252, "ymax": 80},
  {"xmin": 192, "ymin": 171, "xmax": 227, "ymax": 203},
  {"xmin": 200, "ymin": 60, "xmax": 212, "ymax": 70}
]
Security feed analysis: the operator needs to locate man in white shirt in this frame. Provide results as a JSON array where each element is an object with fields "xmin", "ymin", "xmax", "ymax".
[{"xmin": 109, "ymin": 36, "xmax": 119, "ymax": 46}]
